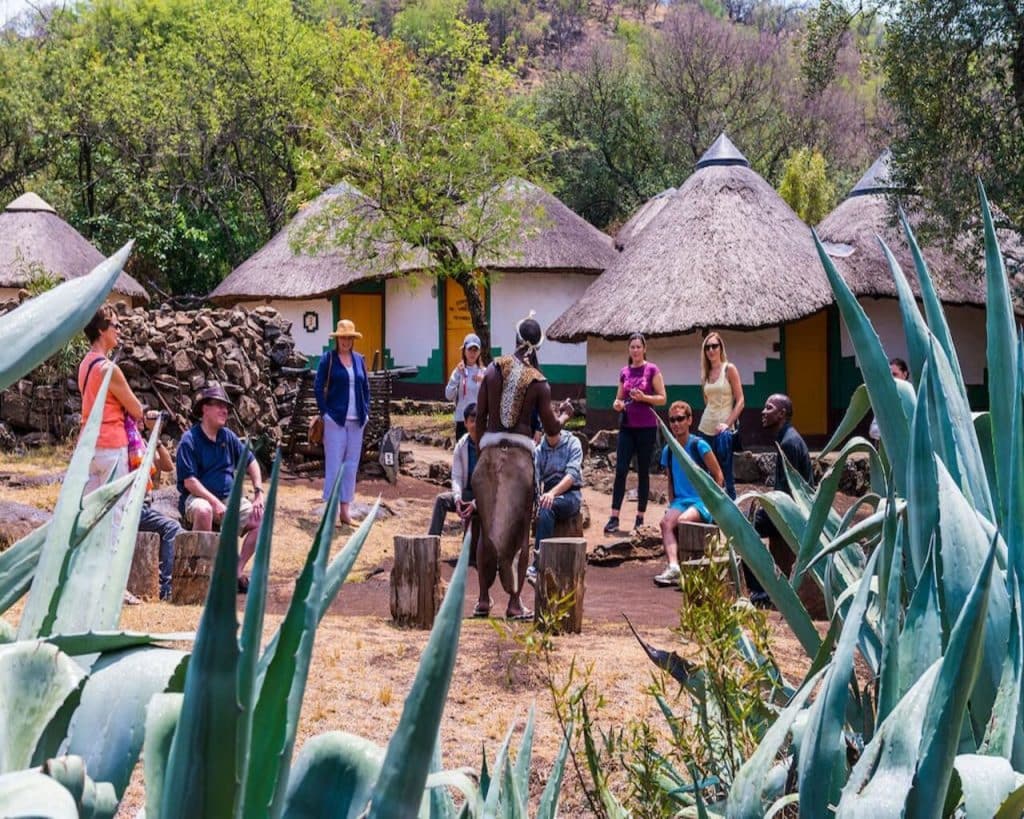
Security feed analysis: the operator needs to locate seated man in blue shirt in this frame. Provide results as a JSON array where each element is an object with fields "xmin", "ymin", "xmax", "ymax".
[
  {"xmin": 527, "ymin": 427, "xmax": 584, "ymax": 585},
  {"xmin": 176, "ymin": 383, "xmax": 264, "ymax": 593},
  {"xmin": 654, "ymin": 401, "xmax": 724, "ymax": 587}
]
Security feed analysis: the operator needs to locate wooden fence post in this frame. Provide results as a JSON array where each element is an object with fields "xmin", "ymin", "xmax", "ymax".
[{"xmin": 390, "ymin": 535, "xmax": 442, "ymax": 629}]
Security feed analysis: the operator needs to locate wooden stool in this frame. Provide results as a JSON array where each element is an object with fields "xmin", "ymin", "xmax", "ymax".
[
  {"xmin": 679, "ymin": 554, "xmax": 746, "ymax": 600},
  {"xmin": 553, "ymin": 511, "xmax": 584, "ymax": 539},
  {"xmin": 390, "ymin": 535, "xmax": 442, "ymax": 629},
  {"xmin": 171, "ymin": 531, "xmax": 219, "ymax": 605},
  {"xmin": 768, "ymin": 533, "xmax": 827, "ymax": 619},
  {"xmin": 676, "ymin": 521, "xmax": 721, "ymax": 559},
  {"xmin": 128, "ymin": 532, "xmax": 160, "ymax": 600},
  {"xmin": 535, "ymin": 537, "xmax": 586, "ymax": 634}
]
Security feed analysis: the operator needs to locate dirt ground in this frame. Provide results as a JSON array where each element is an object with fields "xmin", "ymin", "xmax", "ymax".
[{"xmin": 0, "ymin": 432, "xmax": 821, "ymax": 816}]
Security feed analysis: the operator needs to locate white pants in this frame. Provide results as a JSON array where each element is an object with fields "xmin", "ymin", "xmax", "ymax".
[
  {"xmin": 323, "ymin": 417, "xmax": 364, "ymax": 503},
  {"xmin": 86, "ymin": 446, "xmax": 129, "ymax": 537}
]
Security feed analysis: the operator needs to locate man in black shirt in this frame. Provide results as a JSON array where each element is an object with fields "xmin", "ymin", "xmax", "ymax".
[{"xmin": 749, "ymin": 393, "xmax": 814, "ymax": 605}]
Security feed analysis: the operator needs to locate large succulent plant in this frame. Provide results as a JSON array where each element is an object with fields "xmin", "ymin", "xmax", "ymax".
[{"xmin": 659, "ymin": 182, "xmax": 1024, "ymax": 817}]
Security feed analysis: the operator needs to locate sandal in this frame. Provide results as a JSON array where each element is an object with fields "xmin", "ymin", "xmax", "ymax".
[
  {"xmin": 471, "ymin": 599, "xmax": 492, "ymax": 618},
  {"xmin": 506, "ymin": 608, "xmax": 534, "ymax": 621}
]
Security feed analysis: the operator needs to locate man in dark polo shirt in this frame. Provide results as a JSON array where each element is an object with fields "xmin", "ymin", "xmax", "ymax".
[
  {"xmin": 749, "ymin": 393, "xmax": 813, "ymax": 606},
  {"xmin": 176, "ymin": 383, "xmax": 264, "ymax": 592}
]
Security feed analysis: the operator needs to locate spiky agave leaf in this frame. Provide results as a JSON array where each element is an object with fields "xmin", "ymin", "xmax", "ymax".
[{"xmin": 0, "ymin": 243, "xmax": 131, "ymax": 392}]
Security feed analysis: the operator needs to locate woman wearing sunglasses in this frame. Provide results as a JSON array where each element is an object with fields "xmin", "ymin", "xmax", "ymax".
[
  {"xmin": 697, "ymin": 331, "xmax": 744, "ymax": 499},
  {"xmin": 605, "ymin": 332, "xmax": 666, "ymax": 534}
]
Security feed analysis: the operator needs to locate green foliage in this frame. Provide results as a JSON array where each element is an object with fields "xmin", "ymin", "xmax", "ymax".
[
  {"xmin": 778, "ymin": 147, "xmax": 835, "ymax": 225},
  {"xmin": 655, "ymin": 183, "xmax": 1024, "ymax": 816}
]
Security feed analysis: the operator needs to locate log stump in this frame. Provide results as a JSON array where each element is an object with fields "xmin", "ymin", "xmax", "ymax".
[
  {"xmin": 676, "ymin": 521, "xmax": 721, "ymax": 559},
  {"xmin": 679, "ymin": 554, "xmax": 746, "ymax": 601},
  {"xmin": 769, "ymin": 534, "xmax": 827, "ymax": 619},
  {"xmin": 128, "ymin": 532, "xmax": 160, "ymax": 600},
  {"xmin": 535, "ymin": 537, "xmax": 587, "ymax": 634},
  {"xmin": 553, "ymin": 511, "xmax": 584, "ymax": 539},
  {"xmin": 171, "ymin": 531, "xmax": 219, "ymax": 605},
  {"xmin": 390, "ymin": 535, "xmax": 442, "ymax": 629}
]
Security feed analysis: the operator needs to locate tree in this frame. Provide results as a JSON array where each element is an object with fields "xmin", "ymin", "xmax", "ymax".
[
  {"xmin": 307, "ymin": 21, "xmax": 548, "ymax": 355},
  {"xmin": 882, "ymin": 0, "xmax": 1024, "ymax": 236},
  {"xmin": 778, "ymin": 147, "xmax": 835, "ymax": 224}
]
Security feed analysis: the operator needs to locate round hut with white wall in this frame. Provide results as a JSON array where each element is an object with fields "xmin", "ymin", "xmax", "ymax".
[
  {"xmin": 209, "ymin": 182, "xmax": 423, "ymax": 368},
  {"xmin": 817, "ymin": 150, "xmax": 1024, "ymax": 411},
  {"xmin": 548, "ymin": 134, "xmax": 837, "ymax": 444},
  {"xmin": 0, "ymin": 192, "xmax": 149, "ymax": 307},
  {"xmin": 385, "ymin": 178, "xmax": 619, "ymax": 399}
]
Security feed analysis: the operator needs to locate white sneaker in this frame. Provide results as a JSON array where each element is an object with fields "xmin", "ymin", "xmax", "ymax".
[
  {"xmin": 653, "ymin": 564, "xmax": 681, "ymax": 587},
  {"xmin": 526, "ymin": 565, "xmax": 538, "ymax": 586}
]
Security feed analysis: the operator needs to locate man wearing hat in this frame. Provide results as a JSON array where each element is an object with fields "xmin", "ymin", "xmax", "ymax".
[
  {"xmin": 315, "ymin": 318, "xmax": 371, "ymax": 526},
  {"xmin": 176, "ymin": 382, "xmax": 264, "ymax": 592}
]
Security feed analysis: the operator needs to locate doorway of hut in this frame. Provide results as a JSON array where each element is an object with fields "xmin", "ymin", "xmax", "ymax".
[
  {"xmin": 338, "ymin": 292, "xmax": 384, "ymax": 370},
  {"xmin": 783, "ymin": 310, "xmax": 829, "ymax": 437},
  {"xmin": 444, "ymin": 277, "xmax": 488, "ymax": 376}
]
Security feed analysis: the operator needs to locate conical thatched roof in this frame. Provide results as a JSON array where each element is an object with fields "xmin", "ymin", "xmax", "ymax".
[
  {"xmin": 615, "ymin": 188, "xmax": 675, "ymax": 251},
  {"xmin": 817, "ymin": 151, "xmax": 1024, "ymax": 309},
  {"xmin": 470, "ymin": 178, "xmax": 617, "ymax": 274},
  {"xmin": 0, "ymin": 193, "xmax": 149, "ymax": 303},
  {"xmin": 209, "ymin": 182, "xmax": 426, "ymax": 304},
  {"xmin": 547, "ymin": 135, "xmax": 833, "ymax": 342}
]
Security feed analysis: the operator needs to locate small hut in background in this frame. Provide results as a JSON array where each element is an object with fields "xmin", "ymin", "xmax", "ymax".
[
  {"xmin": 386, "ymin": 178, "xmax": 618, "ymax": 398},
  {"xmin": 548, "ymin": 134, "xmax": 837, "ymax": 442},
  {"xmin": 0, "ymin": 192, "xmax": 149, "ymax": 307},
  {"xmin": 210, "ymin": 182, "xmax": 424, "ymax": 366},
  {"xmin": 614, "ymin": 188, "xmax": 675, "ymax": 251},
  {"xmin": 818, "ymin": 150, "xmax": 1024, "ymax": 408}
]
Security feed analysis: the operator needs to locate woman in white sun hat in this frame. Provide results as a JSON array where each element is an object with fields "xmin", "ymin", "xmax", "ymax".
[{"xmin": 315, "ymin": 319, "xmax": 371, "ymax": 525}]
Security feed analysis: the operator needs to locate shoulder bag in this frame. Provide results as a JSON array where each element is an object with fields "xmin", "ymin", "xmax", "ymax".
[{"xmin": 308, "ymin": 355, "xmax": 332, "ymax": 446}]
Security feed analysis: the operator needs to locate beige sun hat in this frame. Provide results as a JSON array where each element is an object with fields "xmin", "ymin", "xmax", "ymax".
[{"xmin": 329, "ymin": 318, "xmax": 363, "ymax": 339}]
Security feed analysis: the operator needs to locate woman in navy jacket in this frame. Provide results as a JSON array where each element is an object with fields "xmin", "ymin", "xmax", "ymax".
[{"xmin": 315, "ymin": 319, "xmax": 371, "ymax": 525}]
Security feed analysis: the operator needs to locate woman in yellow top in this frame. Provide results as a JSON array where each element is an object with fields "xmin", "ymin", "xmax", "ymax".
[{"xmin": 697, "ymin": 332, "xmax": 744, "ymax": 499}]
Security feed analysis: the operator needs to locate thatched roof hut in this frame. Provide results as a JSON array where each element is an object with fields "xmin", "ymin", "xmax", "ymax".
[
  {"xmin": 614, "ymin": 188, "xmax": 676, "ymax": 251},
  {"xmin": 0, "ymin": 192, "xmax": 149, "ymax": 304},
  {"xmin": 818, "ymin": 150, "xmax": 1024, "ymax": 309},
  {"xmin": 209, "ymin": 182, "xmax": 425, "ymax": 304},
  {"xmin": 470, "ymin": 178, "xmax": 617, "ymax": 274},
  {"xmin": 547, "ymin": 134, "xmax": 832, "ymax": 342}
]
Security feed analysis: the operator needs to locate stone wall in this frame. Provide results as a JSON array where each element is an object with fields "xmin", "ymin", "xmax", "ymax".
[{"xmin": 0, "ymin": 299, "xmax": 308, "ymax": 452}]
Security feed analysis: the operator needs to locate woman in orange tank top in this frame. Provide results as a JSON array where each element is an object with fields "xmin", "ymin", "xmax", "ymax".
[{"xmin": 78, "ymin": 306, "xmax": 145, "ymax": 538}]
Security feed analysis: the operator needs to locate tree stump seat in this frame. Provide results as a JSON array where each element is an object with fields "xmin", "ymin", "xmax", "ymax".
[
  {"xmin": 390, "ymin": 535, "xmax": 442, "ymax": 629},
  {"xmin": 171, "ymin": 531, "xmax": 219, "ymax": 605},
  {"xmin": 678, "ymin": 554, "xmax": 746, "ymax": 598},
  {"xmin": 768, "ymin": 533, "xmax": 827, "ymax": 620},
  {"xmin": 552, "ymin": 512, "xmax": 584, "ymax": 539},
  {"xmin": 128, "ymin": 532, "xmax": 160, "ymax": 601},
  {"xmin": 535, "ymin": 537, "xmax": 586, "ymax": 634},
  {"xmin": 675, "ymin": 520, "xmax": 722, "ymax": 558}
]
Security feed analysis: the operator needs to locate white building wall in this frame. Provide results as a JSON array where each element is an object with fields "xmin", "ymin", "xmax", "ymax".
[
  {"xmin": 490, "ymin": 272, "xmax": 593, "ymax": 366},
  {"xmin": 842, "ymin": 298, "xmax": 988, "ymax": 384},
  {"xmin": 587, "ymin": 328, "xmax": 781, "ymax": 387},
  {"xmin": 238, "ymin": 298, "xmax": 332, "ymax": 359},
  {"xmin": 385, "ymin": 274, "xmax": 439, "ymax": 369}
]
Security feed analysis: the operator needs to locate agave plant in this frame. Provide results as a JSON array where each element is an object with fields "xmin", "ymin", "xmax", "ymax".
[
  {"xmin": 656, "ymin": 182, "xmax": 1024, "ymax": 817},
  {"xmin": 0, "ymin": 249, "xmax": 572, "ymax": 817}
]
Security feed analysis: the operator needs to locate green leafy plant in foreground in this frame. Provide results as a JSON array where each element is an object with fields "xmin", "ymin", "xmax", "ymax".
[
  {"xmin": 0, "ymin": 249, "xmax": 572, "ymax": 816},
  {"xmin": 654, "ymin": 182, "xmax": 1024, "ymax": 816}
]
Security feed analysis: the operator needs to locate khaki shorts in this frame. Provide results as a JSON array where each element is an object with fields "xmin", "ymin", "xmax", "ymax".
[{"xmin": 184, "ymin": 494, "xmax": 255, "ymax": 532}]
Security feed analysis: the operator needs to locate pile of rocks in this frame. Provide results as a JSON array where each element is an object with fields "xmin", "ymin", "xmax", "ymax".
[{"xmin": 0, "ymin": 302, "xmax": 309, "ymax": 450}]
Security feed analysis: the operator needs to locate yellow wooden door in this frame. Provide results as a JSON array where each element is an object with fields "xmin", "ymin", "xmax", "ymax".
[
  {"xmin": 338, "ymin": 293, "xmax": 383, "ymax": 370},
  {"xmin": 784, "ymin": 311, "xmax": 829, "ymax": 436},
  {"xmin": 445, "ymin": 278, "xmax": 486, "ymax": 375}
]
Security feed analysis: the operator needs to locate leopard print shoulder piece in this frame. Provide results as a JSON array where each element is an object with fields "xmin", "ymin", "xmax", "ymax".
[{"xmin": 496, "ymin": 355, "xmax": 546, "ymax": 429}]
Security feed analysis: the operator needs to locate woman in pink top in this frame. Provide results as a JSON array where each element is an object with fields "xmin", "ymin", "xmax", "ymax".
[
  {"xmin": 605, "ymin": 333, "xmax": 666, "ymax": 533},
  {"xmin": 78, "ymin": 305, "xmax": 144, "ymax": 509}
]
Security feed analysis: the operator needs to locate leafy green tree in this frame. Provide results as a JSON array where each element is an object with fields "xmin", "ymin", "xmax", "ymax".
[
  {"xmin": 307, "ymin": 21, "xmax": 548, "ymax": 354},
  {"xmin": 778, "ymin": 147, "xmax": 835, "ymax": 225}
]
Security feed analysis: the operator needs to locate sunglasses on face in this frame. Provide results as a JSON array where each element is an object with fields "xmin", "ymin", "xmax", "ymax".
[
  {"xmin": 669, "ymin": 415, "xmax": 690, "ymax": 423},
  {"xmin": 704, "ymin": 343, "xmax": 720, "ymax": 350}
]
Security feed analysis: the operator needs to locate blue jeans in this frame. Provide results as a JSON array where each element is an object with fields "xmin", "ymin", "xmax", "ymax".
[
  {"xmin": 533, "ymin": 492, "xmax": 582, "ymax": 564},
  {"xmin": 138, "ymin": 503, "xmax": 183, "ymax": 598},
  {"xmin": 699, "ymin": 429, "xmax": 736, "ymax": 500}
]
